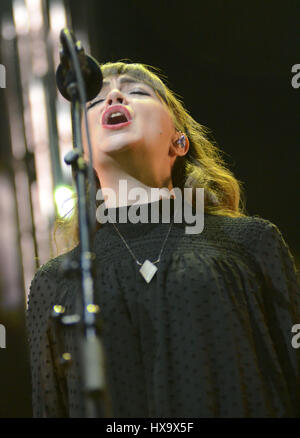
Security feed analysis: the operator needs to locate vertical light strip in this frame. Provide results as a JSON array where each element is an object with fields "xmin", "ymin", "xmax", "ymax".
[
  {"xmin": 49, "ymin": 0, "xmax": 67, "ymax": 66},
  {"xmin": 25, "ymin": 0, "xmax": 48, "ymax": 76},
  {"xmin": 28, "ymin": 79, "xmax": 54, "ymax": 220},
  {"xmin": 0, "ymin": 175, "xmax": 24, "ymax": 309},
  {"xmin": 48, "ymin": 0, "xmax": 73, "ymax": 183},
  {"xmin": 25, "ymin": 0, "xmax": 43, "ymax": 32},
  {"xmin": 12, "ymin": 0, "xmax": 29, "ymax": 35},
  {"xmin": 14, "ymin": 169, "xmax": 37, "ymax": 298},
  {"xmin": 12, "ymin": 0, "xmax": 54, "ymax": 283}
]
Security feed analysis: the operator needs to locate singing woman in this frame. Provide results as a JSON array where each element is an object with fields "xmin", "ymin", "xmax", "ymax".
[{"xmin": 26, "ymin": 61, "xmax": 300, "ymax": 418}]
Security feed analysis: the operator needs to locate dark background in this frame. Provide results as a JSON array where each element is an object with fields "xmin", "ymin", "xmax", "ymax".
[{"xmin": 0, "ymin": 0, "xmax": 299, "ymax": 417}]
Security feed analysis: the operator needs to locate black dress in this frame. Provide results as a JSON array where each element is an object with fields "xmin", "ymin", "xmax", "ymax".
[{"xmin": 26, "ymin": 199, "xmax": 300, "ymax": 418}]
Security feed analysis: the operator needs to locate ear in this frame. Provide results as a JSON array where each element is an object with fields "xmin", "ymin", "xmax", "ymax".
[{"xmin": 169, "ymin": 132, "xmax": 190, "ymax": 158}]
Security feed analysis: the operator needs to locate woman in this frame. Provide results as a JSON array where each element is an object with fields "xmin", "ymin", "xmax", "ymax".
[{"xmin": 26, "ymin": 61, "xmax": 300, "ymax": 418}]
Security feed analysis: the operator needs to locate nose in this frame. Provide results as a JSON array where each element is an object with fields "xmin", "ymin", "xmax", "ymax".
[{"xmin": 105, "ymin": 88, "xmax": 127, "ymax": 106}]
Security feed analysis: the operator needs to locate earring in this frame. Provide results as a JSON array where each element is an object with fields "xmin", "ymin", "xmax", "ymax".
[{"xmin": 176, "ymin": 134, "xmax": 186, "ymax": 148}]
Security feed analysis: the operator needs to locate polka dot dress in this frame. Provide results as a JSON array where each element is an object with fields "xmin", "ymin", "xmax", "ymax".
[{"xmin": 26, "ymin": 201, "xmax": 300, "ymax": 417}]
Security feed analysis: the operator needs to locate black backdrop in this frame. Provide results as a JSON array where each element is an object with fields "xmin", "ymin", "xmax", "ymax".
[{"xmin": 0, "ymin": 0, "xmax": 299, "ymax": 418}]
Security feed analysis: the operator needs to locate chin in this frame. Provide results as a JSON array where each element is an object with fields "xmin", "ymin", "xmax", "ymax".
[
  {"xmin": 104, "ymin": 131, "xmax": 141, "ymax": 151},
  {"xmin": 98, "ymin": 139, "xmax": 133, "ymax": 156}
]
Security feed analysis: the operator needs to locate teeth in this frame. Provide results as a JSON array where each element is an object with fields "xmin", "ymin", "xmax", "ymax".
[{"xmin": 105, "ymin": 109, "xmax": 129, "ymax": 125}]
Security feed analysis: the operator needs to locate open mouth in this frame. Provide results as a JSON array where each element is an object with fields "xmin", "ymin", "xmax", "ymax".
[
  {"xmin": 107, "ymin": 112, "xmax": 128, "ymax": 125},
  {"xmin": 102, "ymin": 105, "xmax": 132, "ymax": 129}
]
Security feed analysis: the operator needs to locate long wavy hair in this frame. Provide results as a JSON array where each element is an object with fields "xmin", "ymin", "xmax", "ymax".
[{"xmin": 54, "ymin": 61, "xmax": 247, "ymax": 254}]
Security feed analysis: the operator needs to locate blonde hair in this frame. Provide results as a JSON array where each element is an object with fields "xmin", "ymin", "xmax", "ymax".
[{"xmin": 54, "ymin": 61, "xmax": 247, "ymax": 253}]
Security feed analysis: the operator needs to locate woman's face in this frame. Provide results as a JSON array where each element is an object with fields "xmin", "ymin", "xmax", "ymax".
[{"xmin": 83, "ymin": 74, "xmax": 178, "ymax": 186}]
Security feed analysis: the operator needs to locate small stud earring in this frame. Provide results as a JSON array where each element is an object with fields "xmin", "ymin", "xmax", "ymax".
[{"xmin": 176, "ymin": 134, "xmax": 186, "ymax": 148}]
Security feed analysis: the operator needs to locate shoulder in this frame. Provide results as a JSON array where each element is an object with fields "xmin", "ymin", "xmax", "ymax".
[
  {"xmin": 208, "ymin": 213, "xmax": 299, "ymax": 277},
  {"xmin": 27, "ymin": 246, "xmax": 79, "ymax": 314},
  {"xmin": 202, "ymin": 212, "xmax": 278, "ymax": 247},
  {"xmin": 202, "ymin": 213, "xmax": 297, "ymax": 266},
  {"xmin": 30, "ymin": 246, "xmax": 79, "ymax": 286}
]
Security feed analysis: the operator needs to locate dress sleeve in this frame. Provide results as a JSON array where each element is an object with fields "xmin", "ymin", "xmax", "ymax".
[
  {"xmin": 256, "ymin": 221, "xmax": 300, "ymax": 414},
  {"xmin": 26, "ymin": 268, "xmax": 68, "ymax": 418}
]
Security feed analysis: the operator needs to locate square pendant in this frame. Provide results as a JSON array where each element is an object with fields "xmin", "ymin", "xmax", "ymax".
[{"xmin": 139, "ymin": 260, "xmax": 158, "ymax": 283}]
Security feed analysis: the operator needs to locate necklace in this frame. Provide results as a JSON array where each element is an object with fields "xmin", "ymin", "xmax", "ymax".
[{"xmin": 109, "ymin": 213, "xmax": 174, "ymax": 283}]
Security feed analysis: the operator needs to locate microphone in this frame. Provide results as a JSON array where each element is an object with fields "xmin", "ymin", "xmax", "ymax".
[{"xmin": 56, "ymin": 28, "xmax": 103, "ymax": 102}]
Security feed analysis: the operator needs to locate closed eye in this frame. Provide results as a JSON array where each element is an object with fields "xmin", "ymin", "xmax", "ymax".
[
  {"xmin": 129, "ymin": 90, "xmax": 150, "ymax": 96},
  {"xmin": 87, "ymin": 91, "xmax": 150, "ymax": 110}
]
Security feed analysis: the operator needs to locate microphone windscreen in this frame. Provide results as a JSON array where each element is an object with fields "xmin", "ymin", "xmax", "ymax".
[{"xmin": 56, "ymin": 54, "xmax": 103, "ymax": 102}]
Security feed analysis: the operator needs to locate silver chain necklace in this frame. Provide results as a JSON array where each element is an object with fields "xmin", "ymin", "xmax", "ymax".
[{"xmin": 108, "ymin": 213, "xmax": 174, "ymax": 283}]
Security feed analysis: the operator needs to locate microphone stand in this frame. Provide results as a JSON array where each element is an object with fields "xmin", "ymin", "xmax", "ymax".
[{"xmin": 51, "ymin": 29, "xmax": 109, "ymax": 418}]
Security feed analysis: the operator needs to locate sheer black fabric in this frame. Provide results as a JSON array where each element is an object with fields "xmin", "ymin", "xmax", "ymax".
[{"xmin": 26, "ymin": 200, "xmax": 300, "ymax": 417}]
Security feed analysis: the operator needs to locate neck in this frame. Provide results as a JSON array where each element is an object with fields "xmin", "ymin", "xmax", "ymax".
[{"xmin": 95, "ymin": 160, "xmax": 175, "ymax": 208}]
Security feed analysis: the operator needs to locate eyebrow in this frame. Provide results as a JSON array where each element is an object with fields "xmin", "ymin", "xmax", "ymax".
[
  {"xmin": 101, "ymin": 76, "xmax": 141, "ymax": 89},
  {"xmin": 87, "ymin": 76, "xmax": 152, "ymax": 109}
]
